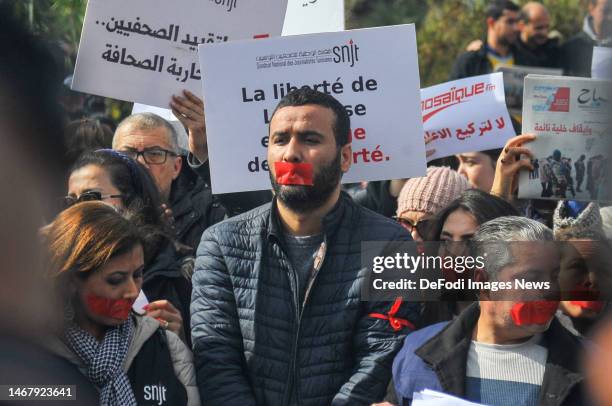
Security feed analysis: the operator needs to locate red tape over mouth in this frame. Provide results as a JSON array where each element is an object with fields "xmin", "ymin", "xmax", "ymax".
[
  {"xmin": 274, "ymin": 162, "xmax": 314, "ymax": 186},
  {"xmin": 510, "ymin": 300, "xmax": 559, "ymax": 326},
  {"xmin": 570, "ymin": 301, "xmax": 605, "ymax": 312},
  {"xmin": 86, "ymin": 294, "xmax": 135, "ymax": 320}
]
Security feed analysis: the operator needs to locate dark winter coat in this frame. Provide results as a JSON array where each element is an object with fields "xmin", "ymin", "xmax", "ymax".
[
  {"xmin": 392, "ymin": 303, "xmax": 587, "ymax": 406},
  {"xmin": 191, "ymin": 192, "xmax": 420, "ymax": 405},
  {"xmin": 143, "ymin": 240, "xmax": 193, "ymax": 346},
  {"xmin": 560, "ymin": 31, "xmax": 596, "ymax": 78},
  {"xmin": 169, "ymin": 163, "xmax": 225, "ymax": 252},
  {"xmin": 450, "ymin": 43, "xmax": 541, "ymax": 80}
]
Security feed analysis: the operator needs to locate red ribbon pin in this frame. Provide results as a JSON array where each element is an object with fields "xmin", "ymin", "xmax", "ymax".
[{"xmin": 369, "ymin": 297, "xmax": 415, "ymax": 332}]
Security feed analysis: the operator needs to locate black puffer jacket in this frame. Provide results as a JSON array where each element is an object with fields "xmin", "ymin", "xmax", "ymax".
[{"xmin": 191, "ymin": 192, "xmax": 420, "ymax": 406}]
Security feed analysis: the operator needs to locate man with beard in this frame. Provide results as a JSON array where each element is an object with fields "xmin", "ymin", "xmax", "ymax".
[
  {"xmin": 462, "ymin": 2, "xmax": 560, "ymax": 69},
  {"xmin": 191, "ymin": 88, "xmax": 419, "ymax": 405},
  {"xmin": 514, "ymin": 2, "xmax": 560, "ymax": 68},
  {"xmin": 450, "ymin": 0, "xmax": 525, "ymax": 79}
]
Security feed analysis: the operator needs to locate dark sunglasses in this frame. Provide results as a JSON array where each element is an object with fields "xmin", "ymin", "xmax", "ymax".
[
  {"xmin": 393, "ymin": 216, "xmax": 434, "ymax": 238},
  {"xmin": 62, "ymin": 191, "xmax": 123, "ymax": 208}
]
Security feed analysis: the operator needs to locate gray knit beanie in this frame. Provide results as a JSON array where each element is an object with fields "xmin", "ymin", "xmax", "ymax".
[{"xmin": 553, "ymin": 201, "xmax": 605, "ymax": 240}]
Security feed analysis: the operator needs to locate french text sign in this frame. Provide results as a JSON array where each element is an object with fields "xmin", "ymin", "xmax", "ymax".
[
  {"xmin": 72, "ymin": 0, "xmax": 288, "ymax": 108},
  {"xmin": 199, "ymin": 25, "xmax": 425, "ymax": 194}
]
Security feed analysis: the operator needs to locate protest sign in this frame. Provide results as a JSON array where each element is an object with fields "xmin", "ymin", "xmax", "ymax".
[
  {"xmin": 592, "ymin": 46, "xmax": 612, "ymax": 80},
  {"xmin": 496, "ymin": 65, "xmax": 562, "ymax": 117},
  {"xmin": 198, "ymin": 24, "xmax": 426, "ymax": 194},
  {"xmin": 422, "ymin": 73, "xmax": 515, "ymax": 162},
  {"xmin": 131, "ymin": 103, "xmax": 189, "ymax": 152},
  {"xmin": 133, "ymin": 290, "xmax": 149, "ymax": 315},
  {"xmin": 518, "ymin": 75, "xmax": 612, "ymax": 202},
  {"xmin": 282, "ymin": 0, "xmax": 344, "ymax": 36},
  {"xmin": 72, "ymin": 0, "xmax": 288, "ymax": 108}
]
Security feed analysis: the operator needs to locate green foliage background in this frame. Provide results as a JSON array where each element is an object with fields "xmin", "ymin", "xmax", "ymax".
[
  {"xmin": 7, "ymin": 0, "xmax": 588, "ymax": 92},
  {"xmin": 347, "ymin": 0, "xmax": 587, "ymax": 87}
]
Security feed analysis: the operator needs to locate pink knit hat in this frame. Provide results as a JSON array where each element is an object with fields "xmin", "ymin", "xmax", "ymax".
[{"xmin": 396, "ymin": 166, "xmax": 470, "ymax": 217}]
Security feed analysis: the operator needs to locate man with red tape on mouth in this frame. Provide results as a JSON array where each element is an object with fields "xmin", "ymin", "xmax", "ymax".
[
  {"xmin": 391, "ymin": 216, "xmax": 587, "ymax": 406},
  {"xmin": 191, "ymin": 88, "xmax": 420, "ymax": 405}
]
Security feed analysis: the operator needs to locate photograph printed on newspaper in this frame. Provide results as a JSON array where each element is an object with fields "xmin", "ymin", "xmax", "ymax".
[{"xmin": 518, "ymin": 75, "xmax": 612, "ymax": 202}]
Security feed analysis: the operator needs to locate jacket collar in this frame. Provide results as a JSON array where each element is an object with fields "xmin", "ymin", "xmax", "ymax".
[
  {"xmin": 414, "ymin": 302, "xmax": 479, "ymax": 396},
  {"xmin": 583, "ymin": 15, "xmax": 598, "ymax": 42},
  {"xmin": 267, "ymin": 191, "xmax": 351, "ymax": 242},
  {"xmin": 169, "ymin": 164, "xmax": 203, "ymax": 218},
  {"xmin": 583, "ymin": 15, "xmax": 612, "ymax": 45},
  {"xmin": 415, "ymin": 302, "xmax": 584, "ymax": 401}
]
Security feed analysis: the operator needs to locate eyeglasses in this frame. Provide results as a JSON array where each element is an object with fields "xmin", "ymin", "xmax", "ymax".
[
  {"xmin": 119, "ymin": 148, "xmax": 178, "ymax": 165},
  {"xmin": 394, "ymin": 216, "xmax": 434, "ymax": 238},
  {"xmin": 62, "ymin": 191, "xmax": 123, "ymax": 208}
]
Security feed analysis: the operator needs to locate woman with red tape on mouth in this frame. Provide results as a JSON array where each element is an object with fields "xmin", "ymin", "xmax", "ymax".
[
  {"xmin": 554, "ymin": 201, "xmax": 611, "ymax": 336},
  {"xmin": 42, "ymin": 202, "xmax": 200, "ymax": 406},
  {"xmin": 67, "ymin": 149, "xmax": 190, "ymax": 344}
]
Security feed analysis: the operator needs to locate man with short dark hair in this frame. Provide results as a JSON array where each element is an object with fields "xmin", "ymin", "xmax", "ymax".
[
  {"xmin": 562, "ymin": 0, "xmax": 612, "ymax": 77},
  {"xmin": 451, "ymin": 0, "xmax": 528, "ymax": 79},
  {"xmin": 515, "ymin": 2, "xmax": 560, "ymax": 68},
  {"xmin": 392, "ymin": 216, "xmax": 587, "ymax": 405},
  {"xmin": 191, "ymin": 88, "xmax": 419, "ymax": 405}
]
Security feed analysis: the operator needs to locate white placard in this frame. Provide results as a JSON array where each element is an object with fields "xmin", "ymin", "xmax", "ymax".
[
  {"xmin": 592, "ymin": 46, "xmax": 612, "ymax": 80},
  {"xmin": 282, "ymin": 0, "xmax": 344, "ymax": 36},
  {"xmin": 412, "ymin": 389, "xmax": 485, "ymax": 405},
  {"xmin": 131, "ymin": 103, "xmax": 190, "ymax": 153},
  {"xmin": 422, "ymin": 73, "xmax": 515, "ymax": 162},
  {"xmin": 198, "ymin": 24, "xmax": 426, "ymax": 194},
  {"xmin": 132, "ymin": 290, "xmax": 149, "ymax": 314},
  {"xmin": 72, "ymin": 0, "xmax": 288, "ymax": 108},
  {"xmin": 518, "ymin": 75, "xmax": 612, "ymax": 202}
]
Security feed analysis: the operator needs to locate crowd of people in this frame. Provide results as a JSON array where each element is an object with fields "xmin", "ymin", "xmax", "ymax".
[{"xmin": 1, "ymin": 0, "xmax": 612, "ymax": 405}]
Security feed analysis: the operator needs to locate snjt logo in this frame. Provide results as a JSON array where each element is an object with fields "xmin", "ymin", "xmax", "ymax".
[{"xmin": 333, "ymin": 39, "xmax": 359, "ymax": 67}]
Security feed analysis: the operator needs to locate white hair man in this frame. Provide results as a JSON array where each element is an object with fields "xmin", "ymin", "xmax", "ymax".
[{"xmin": 392, "ymin": 216, "xmax": 586, "ymax": 405}]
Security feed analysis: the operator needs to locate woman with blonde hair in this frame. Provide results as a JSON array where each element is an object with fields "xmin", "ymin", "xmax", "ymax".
[{"xmin": 43, "ymin": 202, "xmax": 200, "ymax": 406}]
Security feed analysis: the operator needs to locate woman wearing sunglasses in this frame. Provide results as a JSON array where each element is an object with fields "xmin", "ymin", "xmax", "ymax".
[
  {"xmin": 65, "ymin": 150, "xmax": 192, "ymax": 345},
  {"xmin": 43, "ymin": 202, "xmax": 199, "ymax": 406}
]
